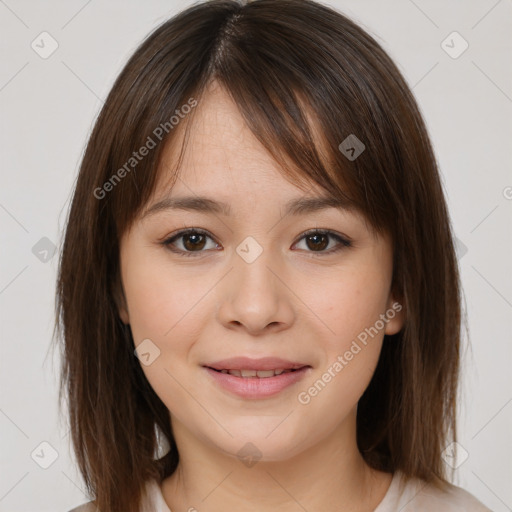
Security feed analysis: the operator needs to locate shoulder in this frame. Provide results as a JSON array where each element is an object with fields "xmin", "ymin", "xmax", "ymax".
[
  {"xmin": 68, "ymin": 503, "xmax": 97, "ymax": 512},
  {"xmin": 384, "ymin": 472, "xmax": 493, "ymax": 512},
  {"xmin": 67, "ymin": 478, "xmax": 169, "ymax": 512}
]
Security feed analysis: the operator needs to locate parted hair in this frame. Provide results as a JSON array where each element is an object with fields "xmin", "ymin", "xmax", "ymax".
[{"xmin": 55, "ymin": 1, "xmax": 462, "ymax": 511}]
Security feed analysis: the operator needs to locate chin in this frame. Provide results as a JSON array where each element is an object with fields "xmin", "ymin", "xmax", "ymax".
[{"xmin": 203, "ymin": 420, "xmax": 314, "ymax": 464}]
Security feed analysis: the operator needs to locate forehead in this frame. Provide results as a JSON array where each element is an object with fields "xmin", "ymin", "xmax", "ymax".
[{"xmin": 152, "ymin": 83, "xmax": 323, "ymax": 201}]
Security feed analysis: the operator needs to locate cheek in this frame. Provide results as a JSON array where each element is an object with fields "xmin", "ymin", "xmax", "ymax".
[
  {"xmin": 122, "ymin": 253, "xmax": 207, "ymax": 343},
  {"xmin": 295, "ymin": 275, "xmax": 388, "ymax": 421},
  {"xmin": 120, "ymin": 249, "xmax": 209, "ymax": 401},
  {"xmin": 121, "ymin": 254, "xmax": 205, "ymax": 422},
  {"xmin": 300, "ymin": 262, "xmax": 392, "ymax": 350},
  {"xmin": 293, "ymin": 257, "xmax": 392, "ymax": 418}
]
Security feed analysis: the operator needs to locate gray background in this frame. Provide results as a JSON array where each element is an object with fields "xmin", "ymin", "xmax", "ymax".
[{"xmin": 1, "ymin": 0, "xmax": 511, "ymax": 510}]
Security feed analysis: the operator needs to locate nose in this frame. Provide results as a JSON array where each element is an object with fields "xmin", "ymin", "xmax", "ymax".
[{"xmin": 215, "ymin": 244, "xmax": 296, "ymax": 336}]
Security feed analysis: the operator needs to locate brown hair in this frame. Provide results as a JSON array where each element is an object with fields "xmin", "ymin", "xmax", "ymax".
[{"xmin": 55, "ymin": 1, "xmax": 461, "ymax": 510}]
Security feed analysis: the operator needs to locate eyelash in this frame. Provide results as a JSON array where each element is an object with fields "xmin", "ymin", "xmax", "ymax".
[{"xmin": 161, "ymin": 228, "xmax": 352, "ymax": 258}]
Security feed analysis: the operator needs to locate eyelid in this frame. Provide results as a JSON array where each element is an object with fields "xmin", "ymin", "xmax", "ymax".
[
  {"xmin": 161, "ymin": 228, "xmax": 220, "ymax": 257},
  {"xmin": 292, "ymin": 228, "xmax": 352, "ymax": 255},
  {"xmin": 161, "ymin": 227, "xmax": 352, "ymax": 257},
  {"xmin": 294, "ymin": 228, "xmax": 351, "ymax": 245}
]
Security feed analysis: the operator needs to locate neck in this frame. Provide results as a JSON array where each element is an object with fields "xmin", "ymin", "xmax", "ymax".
[{"xmin": 161, "ymin": 409, "xmax": 392, "ymax": 512}]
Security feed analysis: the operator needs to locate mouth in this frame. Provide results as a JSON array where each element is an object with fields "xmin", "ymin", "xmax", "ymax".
[
  {"xmin": 206, "ymin": 367, "xmax": 306, "ymax": 378},
  {"xmin": 202, "ymin": 357, "xmax": 312, "ymax": 399}
]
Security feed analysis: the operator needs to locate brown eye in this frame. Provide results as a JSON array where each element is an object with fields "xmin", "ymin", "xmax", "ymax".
[
  {"xmin": 293, "ymin": 229, "xmax": 352, "ymax": 255},
  {"xmin": 305, "ymin": 233, "xmax": 329, "ymax": 251},
  {"xmin": 163, "ymin": 229, "xmax": 219, "ymax": 256},
  {"xmin": 182, "ymin": 233, "xmax": 207, "ymax": 251}
]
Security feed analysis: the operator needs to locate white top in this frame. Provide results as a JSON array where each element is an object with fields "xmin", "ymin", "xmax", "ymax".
[
  {"xmin": 373, "ymin": 471, "xmax": 492, "ymax": 511},
  {"xmin": 69, "ymin": 471, "xmax": 492, "ymax": 511}
]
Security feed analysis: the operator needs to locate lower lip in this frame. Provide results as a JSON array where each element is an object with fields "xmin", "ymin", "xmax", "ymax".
[{"xmin": 204, "ymin": 367, "xmax": 311, "ymax": 399}]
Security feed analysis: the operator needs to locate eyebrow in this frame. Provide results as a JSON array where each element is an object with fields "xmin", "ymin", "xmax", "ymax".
[{"xmin": 141, "ymin": 194, "xmax": 353, "ymax": 219}]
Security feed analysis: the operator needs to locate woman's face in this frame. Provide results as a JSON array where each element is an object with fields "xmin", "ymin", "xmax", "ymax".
[{"xmin": 118, "ymin": 82, "xmax": 403, "ymax": 462}]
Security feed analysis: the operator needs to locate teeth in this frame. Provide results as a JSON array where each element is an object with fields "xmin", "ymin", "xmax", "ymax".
[
  {"xmin": 255, "ymin": 370, "xmax": 275, "ymax": 378},
  {"xmin": 222, "ymin": 368, "xmax": 294, "ymax": 378}
]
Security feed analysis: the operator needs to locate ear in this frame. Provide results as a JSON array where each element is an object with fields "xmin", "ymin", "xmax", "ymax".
[
  {"xmin": 112, "ymin": 274, "xmax": 130, "ymax": 324},
  {"xmin": 384, "ymin": 292, "xmax": 405, "ymax": 336},
  {"xmin": 118, "ymin": 299, "xmax": 130, "ymax": 325}
]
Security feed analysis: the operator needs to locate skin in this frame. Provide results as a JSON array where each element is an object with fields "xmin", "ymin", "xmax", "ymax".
[{"xmin": 118, "ymin": 81, "xmax": 404, "ymax": 512}]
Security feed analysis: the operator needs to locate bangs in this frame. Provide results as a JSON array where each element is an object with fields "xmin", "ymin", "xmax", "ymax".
[{"xmin": 148, "ymin": 80, "xmax": 364, "ymax": 220}]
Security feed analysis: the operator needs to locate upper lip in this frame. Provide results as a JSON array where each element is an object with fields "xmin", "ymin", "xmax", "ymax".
[{"xmin": 204, "ymin": 357, "xmax": 310, "ymax": 371}]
